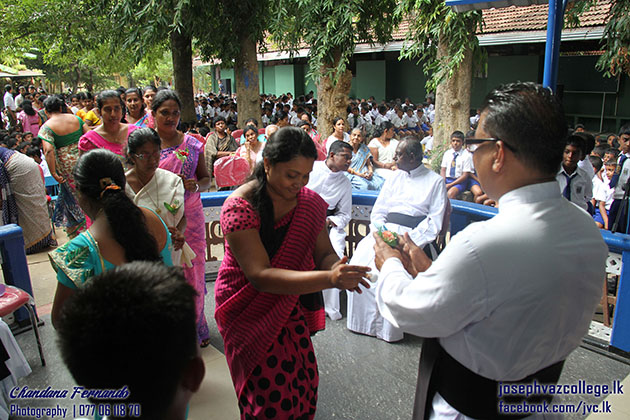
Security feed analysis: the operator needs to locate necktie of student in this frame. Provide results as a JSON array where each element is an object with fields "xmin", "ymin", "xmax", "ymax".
[
  {"xmin": 609, "ymin": 155, "xmax": 628, "ymax": 188},
  {"xmin": 450, "ymin": 153, "xmax": 458, "ymax": 178},
  {"xmin": 563, "ymin": 173, "xmax": 575, "ymax": 201}
]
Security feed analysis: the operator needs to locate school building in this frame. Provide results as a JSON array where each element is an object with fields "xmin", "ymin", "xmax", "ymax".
[{"xmin": 196, "ymin": 0, "xmax": 628, "ymax": 133}]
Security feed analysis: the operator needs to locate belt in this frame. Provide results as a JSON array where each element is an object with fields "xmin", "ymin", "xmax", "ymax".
[
  {"xmin": 385, "ymin": 212, "xmax": 426, "ymax": 229},
  {"xmin": 412, "ymin": 338, "xmax": 565, "ymax": 420},
  {"xmin": 326, "ymin": 208, "xmax": 336, "ymax": 217}
]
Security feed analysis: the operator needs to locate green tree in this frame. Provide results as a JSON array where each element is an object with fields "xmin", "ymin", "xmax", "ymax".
[
  {"xmin": 0, "ymin": 0, "xmax": 136, "ymax": 91},
  {"xmin": 269, "ymin": 0, "xmax": 399, "ymax": 139},
  {"xmin": 396, "ymin": 0, "xmax": 483, "ymax": 149},
  {"xmin": 100, "ymin": 0, "xmax": 270, "ymax": 127},
  {"xmin": 598, "ymin": 0, "xmax": 630, "ymax": 77},
  {"xmin": 568, "ymin": 0, "xmax": 630, "ymax": 78}
]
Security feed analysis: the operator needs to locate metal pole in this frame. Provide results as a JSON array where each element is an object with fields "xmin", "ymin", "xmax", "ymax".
[{"xmin": 542, "ymin": 0, "xmax": 568, "ymax": 92}]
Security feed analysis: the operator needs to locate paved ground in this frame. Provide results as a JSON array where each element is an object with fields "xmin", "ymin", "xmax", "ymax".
[{"xmin": 7, "ymin": 235, "xmax": 630, "ymax": 419}]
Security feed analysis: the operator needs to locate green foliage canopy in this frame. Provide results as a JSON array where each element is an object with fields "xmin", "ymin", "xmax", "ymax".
[{"xmin": 395, "ymin": 0, "xmax": 483, "ymax": 92}]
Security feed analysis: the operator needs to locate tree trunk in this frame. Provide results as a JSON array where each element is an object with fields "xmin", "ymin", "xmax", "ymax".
[
  {"xmin": 434, "ymin": 33, "xmax": 473, "ymax": 150},
  {"xmin": 170, "ymin": 29, "xmax": 196, "ymax": 126},
  {"xmin": 316, "ymin": 51, "xmax": 352, "ymax": 140},
  {"xmin": 72, "ymin": 65, "xmax": 81, "ymax": 92},
  {"xmin": 234, "ymin": 35, "xmax": 261, "ymax": 129}
]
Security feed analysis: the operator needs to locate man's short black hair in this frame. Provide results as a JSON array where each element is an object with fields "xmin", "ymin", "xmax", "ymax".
[
  {"xmin": 58, "ymin": 262, "xmax": 197, "ymax": 419},
  {"xmin": 481, "ymin": 82, "xmax": 567, "ymax": 176},
  {"xmin": 619, "ymin": 123, "xmax": 630, "ymax": 137},
  {"xmin": 450, "ymin": 131, "xmax": 465, "ymax": 141},
  {"xmin": 605, "ymin": 148, "xmax": 619, "ymax": 158},
  {"xmin": 574, "ymin": 131, "xmax": 595, "ymax": 156},
  {"xmin": 566, "ymin": 135, "xmax": 586, "ymax": 159},
  {"xmin": 589, "ymin": 155, "xmax": 603, "ymax": 173},
  {"xmin": 4, "ymin": 85, "xmax": 11, "ymax": 92},
  {"xmin": 212, "ymin": 115, "xmax": 226, "ymax": 126},
  {"xmin": 329, "ymin": 140, "xmax": 352, "ymax": 155}
]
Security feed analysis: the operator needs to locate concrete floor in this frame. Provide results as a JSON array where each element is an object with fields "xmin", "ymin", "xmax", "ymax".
[{"xmin": 6, "ymin": 240, "xmax": 630, "ymax": 420}]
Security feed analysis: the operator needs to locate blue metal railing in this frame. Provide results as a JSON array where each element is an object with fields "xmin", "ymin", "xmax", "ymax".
[{"xmin": 201, "ymin": 191, "xmax": 630, "ymax": 353}]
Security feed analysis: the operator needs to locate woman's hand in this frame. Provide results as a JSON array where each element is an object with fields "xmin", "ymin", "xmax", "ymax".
[
  {"xmin": 168, "ymin": 226, "xmax": 185, "ymax": 250},
  {"xmin": 365, "ymin": 172, "xmax": 373, "ymax": 180},
  {"xmin": 52, "ymin": 172, "xmax": 65, "ymax": 184},
  {"xmin": 329, "ymin": 256, "xmax": 371, "ymax": 293},
  {"xmin": 178, "ymin": 174, "xmax": 198, "ymax": 192}
]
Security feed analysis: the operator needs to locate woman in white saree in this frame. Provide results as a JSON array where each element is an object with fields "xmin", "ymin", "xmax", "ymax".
[{"xmin": 124, "ymin": 128, "xmax": 195, "ymax": 267}]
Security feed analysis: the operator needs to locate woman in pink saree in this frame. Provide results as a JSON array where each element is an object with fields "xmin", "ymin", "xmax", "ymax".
[
  {"xmin": 152, "ymin": 90, "xmax": 212, "ymax": 347},
  {"xmin": 79, "ymin": 90, "xmax": 138, "ymax": 160},
  {"xmin": 215, "ymin": 127, "xmax": 371, "ymax": 419}
]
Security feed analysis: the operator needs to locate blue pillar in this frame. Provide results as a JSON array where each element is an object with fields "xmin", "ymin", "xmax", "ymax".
[{"xmin": 542, "ymin": 0, "xmax": 568, "ymax": 92}]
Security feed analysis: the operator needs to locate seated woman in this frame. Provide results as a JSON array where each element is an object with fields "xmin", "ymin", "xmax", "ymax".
[
  {"xmin": 215, "ymin": 127, "xmax": 370, "ymax": 419},
  {"xmin": 238, "ymin": 118, "xmax": 266, "ymax": 145},
  {"xmin": 325, "ymin": 117, "xmax": 350, "ymax": 153},
  {"xmin": 368, "ymin": 121, "xmax": 399, "ymax": 180},
  {"xmin": 125, "ymin": 128, "xmax": 192, "ymax": 267},
  {"xmin": 49, "ymin": 149, "xmax": 173, "ymax": 328},
  {"xmin": 78, "ymin": 90, "xmax": 138, "ymax": 161},
  {"xmin": 236, "ymin": 125, "xmax": 265, "ymax": 175},
  {"xmin": 346, "ymin": 128, "xmax": 385, "ymax": 191}
]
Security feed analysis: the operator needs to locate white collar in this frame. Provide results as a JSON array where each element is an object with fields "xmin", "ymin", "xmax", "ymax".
[{"xmin": 498, "ymin": 182, "xmax": 562, "ymax": 213}]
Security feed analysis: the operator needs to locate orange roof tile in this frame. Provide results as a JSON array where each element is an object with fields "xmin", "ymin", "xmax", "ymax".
[{"xmin": 390, "ymin": 0, "xmax": 611, "ymax": 40}]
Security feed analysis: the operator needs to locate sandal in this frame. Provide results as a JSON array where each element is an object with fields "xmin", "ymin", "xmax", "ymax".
[{"xmin": 200, "ymin": 338, "xmax": 211, "ymax": 348}]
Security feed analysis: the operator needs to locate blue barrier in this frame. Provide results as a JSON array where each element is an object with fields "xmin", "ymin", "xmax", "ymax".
[
  {"xmin": 0, "ymin": 225, "xmax": 36, "ymax": 323},
  {"xmin": 202, "ymin": 192, "xmax": 630, "ymax": 353}
]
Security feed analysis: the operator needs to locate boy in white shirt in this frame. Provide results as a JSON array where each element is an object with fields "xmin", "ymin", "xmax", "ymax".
[
  {"xmin": 591, "ymin": 156, "xmax": 615, "ymax": 229},
  {"xmin": 556, "ymin": 135, "xmax": 593, "ymax": 212},
  {"xmin": 440, "ymin": 131, "xmax": 473, "ymax": 198}
]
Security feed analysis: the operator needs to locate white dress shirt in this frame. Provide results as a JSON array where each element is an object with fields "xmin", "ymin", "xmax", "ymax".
[
  {"xmin": 556, "ymin": 166, "xmax": 593, "ymax": 211},
  {"xmin": 376, "ymin": 181, "xmax": 607, "ymax": 418},
  {"xmin": 374, "ymin": 114, "xmax": 389, "ymax": 127},
  {"xmin": 578, "ymin": 157, "xmax": 595, "ymax": 179},
  {"xmin": 3, "ymin": 92, "xmax": 15, "ymax": 112},
  {"xmin": 441, "ymin": 148, "xmax": 473, "ymax": 179},
  {"xmin": 306, "ymin": 160, "xmax": 353, "ymax": 321},
  {"xmin": 306, "ymin": 161, "xmax": 352, "ymax": 233},
  {"xmin": 593, "ymin": 175, "xmax": 614, "ymax": 210},
  {"xmin": 613, "ymin": 153, "xmax": 630, "ymax": 199}
]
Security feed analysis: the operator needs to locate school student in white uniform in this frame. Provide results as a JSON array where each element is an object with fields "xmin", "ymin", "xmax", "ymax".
[
  {"xmin": 556, "ymin": 135, "xmax": 593, "ymax": 212},
  {"xmin": 306, "ymin": 141, "xmax": 353, "ymax": 320}
]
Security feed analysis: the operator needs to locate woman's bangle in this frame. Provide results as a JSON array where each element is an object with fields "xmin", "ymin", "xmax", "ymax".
[{"xmin": 194, "ymin": 183, "xmax": 199, "ymax": 193}]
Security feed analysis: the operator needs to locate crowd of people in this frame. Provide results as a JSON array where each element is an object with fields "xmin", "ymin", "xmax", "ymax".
[{"xmin": 0, "ymin": 80, "xmax": 624, "ymax": 420}]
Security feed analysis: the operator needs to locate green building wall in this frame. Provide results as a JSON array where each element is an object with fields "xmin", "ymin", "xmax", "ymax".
[{"xmin": 228, "ymin": 50, "xmax": 630, "ymax": 133}]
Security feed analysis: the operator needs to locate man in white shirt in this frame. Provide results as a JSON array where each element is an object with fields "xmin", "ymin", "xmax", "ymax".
[
  {"xmin": 14, "ymin": 86, "xmax": 26, "ymax": 110},
  {"xmin": 347, "ymin": 137, "xmax": 447, "ymax": 342},
  {"xmin": 556, "ymin": 135, "xmax": 593, "ymax": 212},
  {"xmin": 306, "ymin": 140, "xmax": 353, "ymax": 320},
  {"xmin": 3, "ymin": 85, "xmax": 16, "ymax": 126},
  {"xmin": 373, "ymin": 82, "xmax": 607, "ymax": 420},
  {"xmin": 440, "ymin": 131, "xmax": 473, "ymax": 199},
  {"xmin": 607, "ymin": 123, "xmax": 630, "ymax": 233},
  {"xmin": 196, "ymin": 97, "xmax": 214, "ymax": 121}
]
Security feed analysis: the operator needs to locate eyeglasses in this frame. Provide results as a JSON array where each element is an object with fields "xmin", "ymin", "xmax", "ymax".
[
  {"xmin": 133, "ymin": 151, "xmax": 160, "ymax": 161},
  {"xmin": 464, "ymin": 137, "xmax": 518, "ymax": 153}
]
